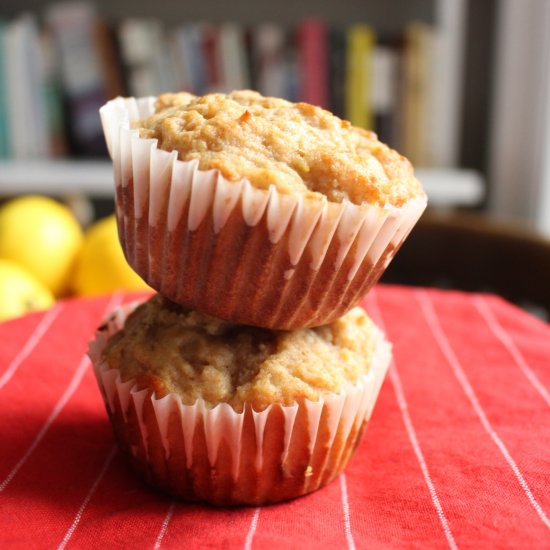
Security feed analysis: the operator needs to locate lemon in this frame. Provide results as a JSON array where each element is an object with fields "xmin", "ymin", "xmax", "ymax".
[
  {"xmin": 0, "ymin": 195, "xmax": 83, "ymax": 297},
  {"xmin": 0, "ymin": 259, "xmax": 55, "ymax": 322},
  {"xmin": 72, "ymin": 215, "xmax": 150, "ymax": 296}
]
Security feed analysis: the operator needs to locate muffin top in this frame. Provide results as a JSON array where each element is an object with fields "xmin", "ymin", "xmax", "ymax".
[
  {"xmin": 102, "ymin": 294, "xmax": 380, "ymax": 411},
  {"xmin": 136, "ymin": 90, "xmax": 424, "ymax": 207}
]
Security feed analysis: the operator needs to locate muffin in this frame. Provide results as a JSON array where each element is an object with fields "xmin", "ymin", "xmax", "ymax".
[
  {"xmin": 99, "ymin": 91, "xmax": 427, "ymax": 329},
  {"xmin": 88, "ymin": 294, "xmax": 391, "ymax": 506}
]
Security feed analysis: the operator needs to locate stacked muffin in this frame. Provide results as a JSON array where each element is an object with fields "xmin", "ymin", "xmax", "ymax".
[{"xmin": 89, "ymin": 91, "xmax": 427, "ymax": 505}]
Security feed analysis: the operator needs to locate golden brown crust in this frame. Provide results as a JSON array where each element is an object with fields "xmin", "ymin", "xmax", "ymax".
[
  {"xmin": 153, "ymin": 91, "xmax": 196, "ymax": 111},
  {"xmin": 102, "ymin": 294, "xmax": 378, "ymax": 411},
  {"xmin": 136, "ymin": 90, "xmax": 425, "ymax": 207}
]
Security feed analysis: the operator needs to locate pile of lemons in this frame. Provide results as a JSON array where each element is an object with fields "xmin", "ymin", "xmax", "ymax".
[{"xmin": 0, "ymin": 195, "xmax": 150, "ymax": 322}]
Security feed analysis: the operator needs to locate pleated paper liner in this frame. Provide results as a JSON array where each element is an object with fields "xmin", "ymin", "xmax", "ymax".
[
  {"xmin": 88, "ymin": 301, "xmax": 392, "ymax": 506},
  {"xmin": 100, "ymin": 97, "xmax": 426, "ymax": 329}
]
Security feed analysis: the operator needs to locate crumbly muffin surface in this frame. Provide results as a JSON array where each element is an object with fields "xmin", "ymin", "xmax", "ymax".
[
  {"xmin": 102, "ymin": 294, "xmax": 379, "ymax": 411},
  {"xmin": 136, "ymin": 90, "xmax": 424, "ymax": 207}
]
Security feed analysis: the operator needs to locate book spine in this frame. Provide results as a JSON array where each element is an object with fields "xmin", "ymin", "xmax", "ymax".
[
  {"xmin": 297, "ymin": 18, "xmax": 329, "ymax": 109},
  {"xmin": 329, "ymin": 28, "xmax": 346, "ymax": 119},
  {"xmin": 119, "ymin": 18, "xmax": 175, "ymax": 98},
  {"xmin": 403, "ymin": 22, "xmax": 433, "ymax": 166},
  {"xmin": 173, "ymin": 24, "xmax": 207, "ymax": 95},
  {"xmin": 202, "ymin": 24, "xmax": 222, "ymax": 93},
  {"xmin": 93, "ymin": 20, "xmax": 125, "ymax": 100},
  {"xmin": 5, "ymin": 14, "xmax": 51, "ymax": 159},
  {"xmin": 430, "ymin": 0, "xmax": 467, "ymax": 167},
  {"xmin": 45, "ymin": 2, "xmax": 106, "ymax": 156},
  {"xmin": 0, "ymin": 20, "xmax": 10, "ymax": 158},
  {"xmin": 371, "ymin": 44, "xmax": 398, "ymax": 145},
  {"xmin": 40, "ymin": 29, "xmax": 68, "ymax": 158},
  {"xmin": 282, "ymin": 29, "xmax": 299, "ymax": 102},
  {"xmin": 253, "ymin": 24, "xmax": 286, "ymax": 99},
  {"xmin": 189, "ymin": 24, "xmax": 208, "ymax": 95},
  {"xmin": 170, "ymin": 27, "xmax": 190, "ymax": 92},
  {"xmin": 345, "ymin": 24, "xmax": 375, "ymax": 129},
  {"xmin": 218, "ymin": 23, "xmax": 250, "ymax": 93}
]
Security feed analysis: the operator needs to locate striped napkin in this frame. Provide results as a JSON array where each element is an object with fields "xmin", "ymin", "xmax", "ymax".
[{"xmin": 1, "ymin": 285, "xmax": 549, "ymax": 549}]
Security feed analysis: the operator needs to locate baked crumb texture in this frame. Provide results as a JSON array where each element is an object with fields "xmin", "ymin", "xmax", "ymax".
[
  {"xmin": 102, "ymin": 294, "xmax": 377, "ymax": 411},
  {"xmin": 136, "ymin": 90, "xmax": 424, "ymax": 207},
  {"xmin": 100, "ymin": 94, "xmax": 427, "ymax": 329},
  {"xmin": 90, "ymin": 297, "xmax": 391, "ymax": 505}
]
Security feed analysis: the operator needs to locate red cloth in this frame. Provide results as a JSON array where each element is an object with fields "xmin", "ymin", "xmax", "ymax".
[{"xmin": 1, "ymin": 285, "xmax": 549, "ymax": 549}]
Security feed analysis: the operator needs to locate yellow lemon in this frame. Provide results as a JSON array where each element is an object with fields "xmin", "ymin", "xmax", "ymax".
[
  {"xmin": 72, "ymin": 215, "xmax": 150, "ymax": 296},
  {"xmin": 0, "ymin": 259, "xmax": 55, "ymax": 322},
  {"xmin": 0, "ymin": 195, "xmax": 83, "ymax": 297}
]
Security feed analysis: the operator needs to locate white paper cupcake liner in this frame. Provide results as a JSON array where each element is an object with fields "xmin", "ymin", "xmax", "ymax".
[
  {"xmin": 88, "ymin": 301, "xmax": 392, "ymax": 506},
  {"xmin": 100, "ymin": 96, "xmax": 426, "ymax": 329}
]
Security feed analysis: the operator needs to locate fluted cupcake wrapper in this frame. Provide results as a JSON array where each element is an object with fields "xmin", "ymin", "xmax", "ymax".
[
  {"xmin": 100, "ymin": 97, "xmax": 426, "ymax": 329},
  {"xmin": 88, "ymin": 301, "xmax": 392, "ymax": 506}
]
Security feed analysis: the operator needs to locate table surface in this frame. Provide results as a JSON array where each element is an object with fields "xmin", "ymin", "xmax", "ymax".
[{"xmin": 1, "ymin": 285, "xmax": 549, "ymax": 549}]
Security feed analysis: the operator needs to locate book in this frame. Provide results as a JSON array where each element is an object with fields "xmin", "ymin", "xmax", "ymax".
[
  {"xmin": 118, "ymin": 18, "xmax": 175, "ymax": 97},
  {"xmin": 93, "ymin": 20, "xmax": 125, "ymax": 101},
  {"xmin": 282, "ymin": 29, "xmax": 299, "ymax": 102},
  {"xmin": 385, "ymin": 34, "xmax": 406, "ymax": 153},
  {"xmin": 0, "ymin": 19, "xmax": 10, "ymax": 159},
  {"xmin": 329, "ymin": 27, "xmax": 346, "ymax": 119},
  {"xmin": 429, "ymin": 0, "xmax": 467, "ymax": 167},
  {"xmin": 45, "ymin": 2, "xmax": 107, "ymax": 157},
  {"xmin": 201, "ymin": 24, "xmax": 222, "ymax": 93},
  {"xmin": 218, "ymin": 23, "xmax": 250, "ymax": 93},
  {"xmin": 371, "ymin": 43, "xmax": 399, "ymax": 146},
  {"xmin": 402, "ymin": 22, "xmax": 434, "ymax": 166},
  {"xmin": 172, "ymin": 23, "xmax": 207, "ymax": 95},
  {"xmin": 3, "ymin": 19, "xmax": 21, "ymax": 159},
  {"xmin": 40, "ymin": 29, "xmax": 68, "ymax": 157},
  {"xmin": 4, "ymin": 13, "xmax": 50, "ymax": 159},
  {"xmin": 297, "ymin": 18, "xmax": 329, "ymax": 109},
  {"xmin": 170, "ymin": 27, "xmax": 191, "ymax": 92},
  {"xmin": 252, "ymin": 24, "xmax": 286, "ymax": 99},
  {"xmin": 345, "ymin": 24, "xmax": 375, "ymax": 129}
]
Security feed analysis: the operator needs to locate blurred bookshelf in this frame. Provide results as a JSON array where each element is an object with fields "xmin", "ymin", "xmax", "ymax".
[{"xmin": 0, "ymin": 0, "xmax": 493, "ymax": 211}]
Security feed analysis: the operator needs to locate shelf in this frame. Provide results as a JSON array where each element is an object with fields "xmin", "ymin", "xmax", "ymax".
[
  {"xmin": 416, "ymin": 167, "xmax": 484, "ymax": 207},
  {"xmin": 0, "ymin": 160, "xmax": 116, "ymax": 197},
  {"xmin": 0, "ymin": 160, "xmax": 485, "ymax": 207}
]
